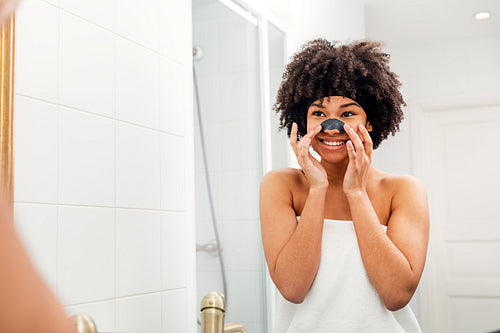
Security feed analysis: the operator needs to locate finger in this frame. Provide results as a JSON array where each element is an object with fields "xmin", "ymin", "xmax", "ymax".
[
  {"xmin": 298, "ymin": 126, "xmax": 318, "ymax": 151},
  {"xmin": 299, "ymin": 125, "xmax": 322, "ymax": 142},
  {"xmin": 359, "ymin": 124, "xmax": 373, "ymax": 158},
  {"xmin": 290, "ymin": 123, "xmax": 298, "ymax": 155},
  {"xmin": 345, "ymin": 124, "xmax": 365, "ymax": 155},
  {"xmin": 297, "ymin": 137, "xmax": 312, "ymax": 167},
  {"xmin": 300, "ymin": 138, "xmax": 311, "ymax": 160},
  {"xmin": 296, "ymin": 125, "xmax": 321, "ymax": 163},
  {"xmin": 346, "ymin": 140, "xmax": 357, "ymax": 165},
  {"xmin": 308, "ymin": 125, "xmax": 322, "ymax": 140}
]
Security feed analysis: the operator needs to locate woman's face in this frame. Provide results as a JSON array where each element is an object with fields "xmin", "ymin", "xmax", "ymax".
[{"xmin": 306, "ymin": 96, "xmax": 372, "ymax": 163}]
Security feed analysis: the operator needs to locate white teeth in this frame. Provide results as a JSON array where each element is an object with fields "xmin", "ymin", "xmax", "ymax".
[{"xmin": 323, "ymin": 140, "xmax": 345, "ymax": 146}]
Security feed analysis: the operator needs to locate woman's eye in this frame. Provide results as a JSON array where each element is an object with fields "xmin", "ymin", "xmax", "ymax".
[
  {"xmin": 312, "ymin": 111, "xmax": 325, "ymax": 116},
  {"xmin": 341, "ymin": 111, "xmax": 354, "ymax": 117}
]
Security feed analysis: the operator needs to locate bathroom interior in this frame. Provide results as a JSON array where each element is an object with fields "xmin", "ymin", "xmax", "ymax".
[{"xmin": 2, "ymin": 0, "xmax": 500, "ymax": 332}]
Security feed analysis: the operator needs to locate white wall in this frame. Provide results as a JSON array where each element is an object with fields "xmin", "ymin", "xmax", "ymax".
[
  {"xmin": 269, "ymin": 0, "xmax": 365, "ymax": 54},
  {"xmin": 372, "ymin": 35, "xmax": 500, "ymax": 174},
  {"xmin": 368, "ymin": 35, "xmax": 500, "ymax": 330},
  {"xmin": 13, "ymin": 0, "xmax": 196, "ymax": 332}
]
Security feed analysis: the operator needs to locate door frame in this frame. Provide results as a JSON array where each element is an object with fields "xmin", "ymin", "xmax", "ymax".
[{"xmin": 409, "ymin": 91, "xmax": 500, "ymax": 332}]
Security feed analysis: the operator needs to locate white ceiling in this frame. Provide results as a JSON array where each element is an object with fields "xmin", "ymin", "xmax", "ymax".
[
  {"xmin": 193, "ymin": 0, "xmax": 500, "ymax": 45},
  {"xmin": 363, "ymin": 0, "xmax": 500, "ymax": 45}
]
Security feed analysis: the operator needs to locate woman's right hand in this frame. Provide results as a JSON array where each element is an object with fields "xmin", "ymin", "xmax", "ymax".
[{"xmin": 290, "ymin": 123, "xmax": 328, "ymax": 189}]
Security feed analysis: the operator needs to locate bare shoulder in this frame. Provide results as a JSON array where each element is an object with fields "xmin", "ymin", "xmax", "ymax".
[
  {"xmin": 371, "ymin": 170, "xmax": 429, "ymax": 229},
  {"xmin": 260, "ymin": 167, "xmax": 304, "ymax": 190},
  {"xmin": 370, "ymin": 168, "xmax": 426, "ymax": 198},
  {"xmin": 389, "ymin": 173, "xmax": 426, "ymax": 201}
]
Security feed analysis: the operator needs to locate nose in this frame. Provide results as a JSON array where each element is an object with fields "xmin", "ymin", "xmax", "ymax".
[
  {"xmin": 323, "ymin": 128, "xmax": 342, "ymax": 135},
  {"xmin": 320, "ymin": 118, "xmax": 346, "ymax": 134}
]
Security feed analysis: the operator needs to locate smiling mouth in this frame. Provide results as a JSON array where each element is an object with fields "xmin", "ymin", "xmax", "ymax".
[{"xmin": 319, "ymin": 139, "xmax": 347, "ymax": 146}]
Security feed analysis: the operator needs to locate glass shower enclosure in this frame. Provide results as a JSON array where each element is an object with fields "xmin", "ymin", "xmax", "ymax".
[{"xmin": 192, "ymin": 0, "xmax": 287, "ymax": 331}]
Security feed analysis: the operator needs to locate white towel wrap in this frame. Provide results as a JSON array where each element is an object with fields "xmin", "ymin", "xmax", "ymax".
[{"xmin": 273, "ymin": 219, "xmax": 422, "ymax": 333}]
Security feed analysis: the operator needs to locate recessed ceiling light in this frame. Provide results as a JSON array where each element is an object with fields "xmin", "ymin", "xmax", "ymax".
[{"xmin": 474, "ymin": 11, "xmax": 491, "ymax": 20}]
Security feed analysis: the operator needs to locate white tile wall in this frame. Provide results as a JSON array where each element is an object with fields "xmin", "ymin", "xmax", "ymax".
[
  {"xmin": 221, "ymin": 120, "xmax": 260, "ymax": 171},
  {"xmin": 223, "ymin": 220, "xmax": 262, "ymax": 271},
  {"xmin": 14, "ymin": 0, "xmax": 195, "ymax": 332},
  {"xmin": 162, "ymin": 289, "xmax": 189, "ymax": 332},
  {"xmin": 58, "ymin": 206, "xmax": 115, "ymax": 305},
  {"xmin": 116, "ymin": 293, "xmax": 162, "ymax": 333},
  {"xmin": 13, "ymin": 203, "xmax": 58, "ymax": 291},
  {"xmin": 160, "ymin": 0, "xmax": 191, "ymax": 64},
  {"xmin": 194, "ymin": 76, "xmax": 220, "ymax": 124},
  {"xmin": 59, "ymin": 12, "xmax": 115, "ymax": 117},
  {"xmin": 59, "ymin": 0, "xmax": 115, "ymax": 30},
  {"xmin": 219, "ymin": 73, "xmax": 255, "ymax": 122},
  {"xmin": 161, "ymin": 212, "xmax": 188, "ymax": 289},
  {"xmin": 194, "ymin": 171, "xmax": 222, "ymax": 221},
  {"xmin": 194, "ymin": 122, "xmax": 222, "ymax": 172},
  {"xmin": 115, "ymin": 0, "xmax": 160, "ymax": 52},
  {"xmin": 160, "ymin": 133, "xmax": 186, "ymax": 211},
  {"xmin": 116, "ymin": 122, "xmax": 161, "ymax": 209},
  {"xmin": 160, "ymin": 57, "xmax": 186, "ymax": 136},
  {"xmin": 220, "ymin": 170, "xmax": 260, "ymax": 221},
  {"xmin": 116, "ymin": 38, "xmax": 160, "ymax": 129},
  {"xmin": 196, "ymin": 269, "xmax": 224, "ymax": 306},
  {"xmin": 15, "ymin": 0, "xmax": 59, "ymax": 103},
  {"xmin": 116, "ymin": 209, "xmax": 161, "ymax": 297},
  {"xmin": 14, "ymin": 97, "xmax": 58, "ymax": 203},
  {"xmin": 225, "ymin": 270, "xmax": 264, "ymax": 323},
  {"xmin": 58, "ymin": 109, "xmax": 115, "ymax": 206}
]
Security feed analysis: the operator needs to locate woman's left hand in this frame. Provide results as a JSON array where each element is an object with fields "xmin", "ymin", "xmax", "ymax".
[{"xmin": 343, "ymin": 124, "xmax": 373, "ymax": 195}]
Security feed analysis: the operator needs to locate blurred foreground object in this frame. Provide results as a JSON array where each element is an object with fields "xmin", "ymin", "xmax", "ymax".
[
  {"xmin": 0, "ymin": 1, "xmax": 15, "ymax": 209},
  {"xmin": 0, "ymin": 0, "xmax": 17, "ymax": 24}
]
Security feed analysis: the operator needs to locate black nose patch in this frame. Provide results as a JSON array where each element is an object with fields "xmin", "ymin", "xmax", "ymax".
[{"xmin": 320, "ymin": 119, "xmax": 346, "ymax": 134}]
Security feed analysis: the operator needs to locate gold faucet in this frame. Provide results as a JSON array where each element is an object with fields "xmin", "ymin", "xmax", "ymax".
[
  {"xmin": 200, "ymin": 292, "xmax": 247, "ymax": 333},
  {"xmin": 70, "ymin": 314, "xmax": 97, "ymax": 333}
]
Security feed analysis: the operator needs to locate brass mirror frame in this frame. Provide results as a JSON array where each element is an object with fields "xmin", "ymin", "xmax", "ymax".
[{"xmin": 0, "ymin": 15, "xmax": 15, "ymax": 210}]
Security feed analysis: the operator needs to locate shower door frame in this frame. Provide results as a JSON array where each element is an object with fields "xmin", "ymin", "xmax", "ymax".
[
  {"xmin": 193, "ymin": 0, "xmax": 288, "ymax": 331},
  {"xmin": 256, "ymin": 11, "xmax": 288, "ymax": 333}
]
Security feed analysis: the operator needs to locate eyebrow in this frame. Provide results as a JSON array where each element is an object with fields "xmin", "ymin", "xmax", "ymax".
[
  {"xmin": 309, "ymin": 102, "xmax": 362, "ymax": 109},
  {"xmin": 339, "ymin": 102, "xmax": 362, "ymax": 109},
  {"xmin": 309, "ymin": 102, "xmax": 326, "ymax": 109}
]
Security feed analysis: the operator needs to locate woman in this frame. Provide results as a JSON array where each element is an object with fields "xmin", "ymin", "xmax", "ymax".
[{"xmin": 260, "ymin": 39, "xmax": 429, "ymax": 332}]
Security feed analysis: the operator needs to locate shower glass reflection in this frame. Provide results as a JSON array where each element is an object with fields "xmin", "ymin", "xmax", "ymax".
[{"xmin": 192, "ymin": 0, "xmax": 266, "ymax": 331}]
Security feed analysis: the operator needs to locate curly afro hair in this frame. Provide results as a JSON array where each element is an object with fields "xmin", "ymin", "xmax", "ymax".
[{"xmin": 274, "ymin": 38, "xmax": 405, "ymax": 149}]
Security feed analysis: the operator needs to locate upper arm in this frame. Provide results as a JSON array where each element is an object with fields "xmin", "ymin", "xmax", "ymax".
[
  {"xmin": 387, "ymin": 175, "xmax": 430, "ymax": 284},
  {"xmin": 259, "ymin": 170, "xmax": 299, "ymax": 275}
]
